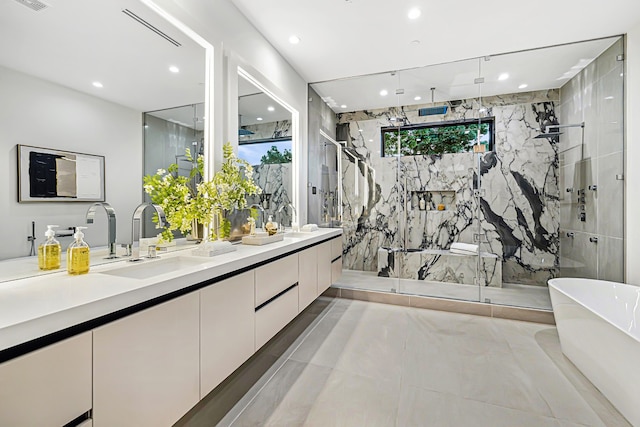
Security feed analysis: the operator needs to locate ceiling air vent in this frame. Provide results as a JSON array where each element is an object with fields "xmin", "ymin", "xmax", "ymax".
[
  {"xmin": 122, "ymin": 9, "xmax": 181, "ymax": 47},
  {"xmin": 13, "ymin": 0, "xmax": 48, "ymax": 12}
]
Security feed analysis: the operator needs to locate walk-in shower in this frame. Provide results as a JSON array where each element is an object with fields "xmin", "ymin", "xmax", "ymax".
[{"xmin": 309, "ymin": 35, "xmax": 625, "ymax": 311}]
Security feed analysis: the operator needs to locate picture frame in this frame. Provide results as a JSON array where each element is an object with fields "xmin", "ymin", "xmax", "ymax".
[{"xmin": 17, "ymin": 144, "xmax": 105, "ymax": 202}]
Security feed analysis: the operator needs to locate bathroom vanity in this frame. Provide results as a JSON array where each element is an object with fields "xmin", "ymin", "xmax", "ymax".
[{"xmin": 0, "ymin": 228, "xmax": 343, "ymax": 427}]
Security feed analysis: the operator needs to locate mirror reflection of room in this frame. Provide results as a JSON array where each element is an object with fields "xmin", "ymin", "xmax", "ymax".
[{"xmin": 237, "ymin": 73, "xmax": 293, "ymax": 229}]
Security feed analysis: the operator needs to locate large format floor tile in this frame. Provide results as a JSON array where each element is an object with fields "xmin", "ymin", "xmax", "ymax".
[{"xmin": 184, "ymin": 297, "xmax": 629, "ymax": 427}]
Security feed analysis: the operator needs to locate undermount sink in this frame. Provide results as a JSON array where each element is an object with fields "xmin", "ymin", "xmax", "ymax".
[{"xmin": 100, "ymin": 256, "xmax": 205, "ymax": 280}]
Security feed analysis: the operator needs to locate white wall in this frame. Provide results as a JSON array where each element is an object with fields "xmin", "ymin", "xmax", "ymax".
[
  {"xmin": 0, "ymin": 65, "xmax": 142, "ymax": 260},
  {"xmin": 626, "ymin": 24, "xmax": 640, "ymax": 284}
]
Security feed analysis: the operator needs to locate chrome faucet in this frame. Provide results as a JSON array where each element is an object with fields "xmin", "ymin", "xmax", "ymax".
[
  {"xmin": 276, "ymin": 203, "xmax": 297, "ymax": 232},
  {"xmin": 248, "ymin": 203, "xmax": 265, "ymax": 229},
  {"xmin": 86, "ymin": 202, "xmax": 118, "ymax": 259},
  {"xmin": 130, "ymin": 203, "xmax": 166, "ymax": 262}
]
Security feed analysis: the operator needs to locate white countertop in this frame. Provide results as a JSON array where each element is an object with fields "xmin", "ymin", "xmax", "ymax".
[{"xmin": 0, "ymin": 228, "xmax": 342, "ymax": 354}]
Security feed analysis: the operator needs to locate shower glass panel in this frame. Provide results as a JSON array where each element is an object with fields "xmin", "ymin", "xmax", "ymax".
[
  {"xmin": 392, "ymin": 59, "xmax": 484, "ymax": 303},
  {"xmin": 336, "ymin": 71, "xmax": 402, "ymax": 293}
]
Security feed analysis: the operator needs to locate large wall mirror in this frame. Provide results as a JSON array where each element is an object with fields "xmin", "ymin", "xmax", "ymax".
[
  {"xmin": 236, "ymin": 71, "xmax": 294, "ymax": 229},
  {"xmin": 0, "ymin": 0, "xmax": 207, "ymax": 274}
]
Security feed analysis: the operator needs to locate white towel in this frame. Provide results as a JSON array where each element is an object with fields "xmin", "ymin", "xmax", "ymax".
[{"xmin": 450, "ymin": 242, "xmax": 478, "ymax": 255}]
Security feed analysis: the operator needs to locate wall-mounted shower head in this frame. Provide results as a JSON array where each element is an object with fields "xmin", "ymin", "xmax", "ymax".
[{"xmin": 534, "ymin": 122, "xmax": 584, "ymax": 139}]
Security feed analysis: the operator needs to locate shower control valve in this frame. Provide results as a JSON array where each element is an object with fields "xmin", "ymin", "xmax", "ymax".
[
  {"xmin": 588, "ymin": 185, "xmax": 598, "ymax": 191},
  {"xmin": 566, "ymin": 232, "xmax": 575, "ymax": 238},
  {"xmin": 566, "ymin": 187, "xmax": 574, "ymax": 193},
  {"xmin": 589, "ymin": 237, "xmax": 599, "ymax": 243}
]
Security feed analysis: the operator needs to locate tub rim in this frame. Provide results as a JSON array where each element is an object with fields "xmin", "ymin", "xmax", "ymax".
[{"xmin": 548, "ymin": 277, "xmax": 640, "ymax": 342}]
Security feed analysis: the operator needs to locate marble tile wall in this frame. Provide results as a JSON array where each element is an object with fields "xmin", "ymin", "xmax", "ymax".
[
  {"xmin": 338, "ymin": 90, "xmax": 560, "ymax": 286},
  {"xmin": 558, "ymin": 38, "xmax": 624, "ymax": 282},
  {"xmin": 248, "ymin": 162, "xmax": 293, "ymax": 227}
]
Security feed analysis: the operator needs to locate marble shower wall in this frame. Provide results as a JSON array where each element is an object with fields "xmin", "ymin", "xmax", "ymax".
[
  {"xmin": 558, "ymin": 38, "xmax": 624, "ymax": 282},
  {"xmin": 248, "ymin": 162, "xmax": 293, "ymax": 227},
  {"xmin": 339, "ymin": 90, "xmax": 560, "ymax": 286}
]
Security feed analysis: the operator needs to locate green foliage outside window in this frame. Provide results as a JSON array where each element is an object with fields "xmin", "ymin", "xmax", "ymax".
[
  {"xmin": 260, "ymin": 145, "xmax": 292, "ymax": 164},
  {"xmin": 383, "ymin": 121, "xmax": 491, "ymax": 156}
]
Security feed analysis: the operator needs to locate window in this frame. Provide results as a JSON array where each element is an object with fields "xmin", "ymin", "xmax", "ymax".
[
  {"xmin": 238, "ymin": 139, "xmax": 292, "ymax": 165},
  {"xmin": 381, "ymin": 118, "xmax": 494, "ymax": 157}
]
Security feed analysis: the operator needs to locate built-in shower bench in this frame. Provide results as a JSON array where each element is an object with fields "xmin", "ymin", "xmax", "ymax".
[{"xmin": 377, "ymin": 247, "xmax": 502, "ymax": 287}]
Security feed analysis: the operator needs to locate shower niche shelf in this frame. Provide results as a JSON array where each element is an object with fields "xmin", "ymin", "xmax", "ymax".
[{"xmin": 410, "ymin": 190, "xmax": 455, "ymax": 211}]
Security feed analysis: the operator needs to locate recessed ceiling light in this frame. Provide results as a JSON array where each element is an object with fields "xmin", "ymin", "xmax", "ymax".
[
  {"xmin": 518, "ymin": 84, "xmax": 528, "ymax": 89},
  {"xmin": 267, "ymin": 106, "xmax": 275, "ymax": 112},
  {"xmin": 408, "ymin": 8, "xmax": 421, "ymax": 19},
  {"xmin": 92, "ymin": 81, "xmax": 103, "ymax": 88},
  {"xmin": 410, "ymin": 39, "xmax": 421, "ymax": 45},
  {"xmin": 498, "ymin": 73, "xmax": 509, "ymax": 81},
  {"xmin": 605, "ymin": 96, "xmax": 614, "ymax": 100},
  {"xmin": 358, "ymin": 129, "xmax": 363, "ymax": 132},
  {"xmin": 340, "ymin": 104, "xmax": 347, "ymax": 109},
  {"xmin": 169, "ymin": 66, "xmax": 180, "ymax": 73},
  {"xmin": 380, "ymin": 89, "xmax": 388, "ymax": 96},
  {"xmin": 289, "ymin": 35, "xmax": 301, "ymax": 44},
  {"xmin": 414, "ymin": 96, "xmax": 422, "ymax": 101},
  {"xmin": 256, "ymin": 117, "xmax": 263, "ymax": 121},
  {"xmin": 369, "ymin": 139, "xmax": 373, "ymax": 142}
]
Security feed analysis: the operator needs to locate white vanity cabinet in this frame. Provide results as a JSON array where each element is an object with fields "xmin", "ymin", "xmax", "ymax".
[
  {"xmin": 298, "ymin": 245, "xmax": 319, "ymax": 310},
  {"xmin": 0, "ymin": 332, "xmax": 92, "ymax": 427},
  {"xmin": 254, "ymin": 254, "xmax": 299, "ymax": 350},
  {"xmin": 92, "ymin": 292, "xmax": 200, "ymax": 427},
  {"xmin": 318, "ymin": 240, "xmax": 333, "ymax": 294},
  {"xmin": 200, "ymin": 270, "xmax": 255, "ymax": 397},
  {"xmin": 331, "ymin": 236, "xmax": 343, "ymax": 284}
]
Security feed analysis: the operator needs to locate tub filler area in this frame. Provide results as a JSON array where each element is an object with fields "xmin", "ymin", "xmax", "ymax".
[
  {"xmin": 377, "ymin": 247, "xmax": 502, "ymax": 287},
  {"xmin": 549, "ymin": 278, "xmax": 640, "ymax": 426}
]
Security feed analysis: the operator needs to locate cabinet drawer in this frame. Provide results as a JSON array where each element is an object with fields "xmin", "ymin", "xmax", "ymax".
[
  {"xmin": 200, "ymin": 270, "xmax": 255, "ymax": 397},
  {"xmin": 331, "ymin": 257, "xmax": 342, "ymax": 284},
  {"xmin": 331, "ymin": 236, "xmax": 342, "ymax": 260},
  {"xmin": 318, "ymin": 241, "xmax": 332, "ymax": 294},
  {"xmin": 255, "ymin": 286, "xmax": 299, "ymax": 350},
  {"xmin": 255, "ymin": 254, "xmax": 298, "ymax": 307},
  {"xmin": 298, "ymin": 246, "xmax": 318, "ymax": 311},
  {"xmin": 0, "ymin": 332, "xmax": 92, "ymax": 427}
]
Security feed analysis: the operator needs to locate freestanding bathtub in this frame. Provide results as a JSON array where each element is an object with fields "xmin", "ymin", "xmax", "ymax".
[{"xmin": 548, "ymin": 278, "xmax": 640, "ymax": 426}]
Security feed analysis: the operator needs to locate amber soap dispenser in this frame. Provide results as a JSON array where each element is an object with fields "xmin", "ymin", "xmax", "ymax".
[
  {"xmin": 38, "ymin": 225, "xmax": 61, "ymax": 270},
  {"xmin": 67, "ymin": 226, "xmax": 90, "ymax": 275}
]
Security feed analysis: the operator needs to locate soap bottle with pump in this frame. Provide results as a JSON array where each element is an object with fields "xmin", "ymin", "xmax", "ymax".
[
  {"xmin": 264, "ymin": 215, "xmax": 278, "ymax": 236},
  {"xmin": 67, "ymin": 226, "xmax": 90, "ymax": 275},
  {"xmin": 38, "ymin": 225, "xmax": 61, "ymax": 270}
]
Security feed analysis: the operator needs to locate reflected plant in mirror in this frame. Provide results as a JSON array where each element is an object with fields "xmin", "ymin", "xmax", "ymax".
[{"xmin": 143, "ymin": 148, "xmax": 215, "ymax": 242}]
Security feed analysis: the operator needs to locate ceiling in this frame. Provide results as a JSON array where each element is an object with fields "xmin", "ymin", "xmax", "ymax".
[
  {"xmin": 311, "ymin": 36, "xmax": 620, "ymax": 113},
  {"xmin": 0, "ymin": 0, "xmax": 206, "ymax": 113},
  {"xmin": 231, "ymin": 0, "xmax": 640, "ymax": 84}
]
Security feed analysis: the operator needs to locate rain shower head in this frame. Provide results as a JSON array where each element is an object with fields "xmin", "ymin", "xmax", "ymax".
[
  {"xmin": 534, "ymin": 122, "xmax": 584, "ymax": 139},
  {"xmin": 534, "ymin": 131, "xmax": 563, "ymax": 139}
]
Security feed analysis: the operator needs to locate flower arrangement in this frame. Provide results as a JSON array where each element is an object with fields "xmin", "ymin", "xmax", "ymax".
[{"xmin": 143, "ymin": 142, "xmax": 261, "ymax": 242}]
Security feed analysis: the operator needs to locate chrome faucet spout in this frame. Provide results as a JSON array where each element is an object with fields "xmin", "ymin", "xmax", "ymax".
[
  {"xmin": 276, "ymin": 203, "xmax": 297, "ymax": 232},
  {"xmin": 130, "ymin": 203, "xmax": 167, "ymax": 262},
  {"xmin": 86, "ymin": 202, "xmax": 118, "ymax": 259}
]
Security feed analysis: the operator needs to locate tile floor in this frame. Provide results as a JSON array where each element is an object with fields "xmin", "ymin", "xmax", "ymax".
[
  {"xmin": 179, "ymin": 297, "xmax": 628, "ymax": 427},
  {"xmin": 337, "ymin": 269, "xmax": 553, "ymax": 310}
]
